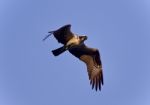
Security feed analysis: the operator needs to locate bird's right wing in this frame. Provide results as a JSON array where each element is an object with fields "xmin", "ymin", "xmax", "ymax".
[{"xmin": 69, "ymin": 44, "xmax": 103, "ymax": 91}]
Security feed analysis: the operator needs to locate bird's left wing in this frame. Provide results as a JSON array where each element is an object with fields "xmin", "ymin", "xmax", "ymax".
[
  {"xmin": 69, "ymin": 44, "xmax": 104, "ymax": 91},
  {"xmin": 51, "ymin": 24, "xmax": 74, "ymax": 44}
]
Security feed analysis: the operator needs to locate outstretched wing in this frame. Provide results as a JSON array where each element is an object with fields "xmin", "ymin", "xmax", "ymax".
[
  {"xmin": 50, "ymin": 24, "xmax": 74, "ymax": 44},
  {"xmin": 69, "ymin": 44, "xmax": 103, "ymax": 91}
]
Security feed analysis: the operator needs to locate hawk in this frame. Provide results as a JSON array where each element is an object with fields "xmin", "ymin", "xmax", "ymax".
[{"xmin": 43, "ymin": 24, "xmax": 104, "ymax": 91}]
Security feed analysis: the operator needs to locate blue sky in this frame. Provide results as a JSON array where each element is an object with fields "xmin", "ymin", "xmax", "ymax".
[{"xmin": 0, "ymin": 0, "xmax": 150, "ymax": 105}]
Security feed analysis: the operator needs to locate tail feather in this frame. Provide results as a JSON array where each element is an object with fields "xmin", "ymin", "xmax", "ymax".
[{"xmin": 52, "ymin": 46, "xmax": 67, "ymax": 56}]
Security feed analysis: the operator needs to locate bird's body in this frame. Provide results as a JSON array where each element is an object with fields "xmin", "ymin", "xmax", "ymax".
[
  {"xmin": 66, "ymin": 35, "xmax": 80, "ymax": 46},
  {"xmin": 43, "ymin": 24, "xmax": 103, "ymax": 91}
]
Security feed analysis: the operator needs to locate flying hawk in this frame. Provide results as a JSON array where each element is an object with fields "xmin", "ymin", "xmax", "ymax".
[{"xmin": 43, "ymin": 24, "xmax": 103, "ymax": 91}]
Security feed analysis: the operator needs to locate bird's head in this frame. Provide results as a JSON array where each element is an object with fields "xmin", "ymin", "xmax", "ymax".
[{"xmin": 79, "ymin": 36, "xmax": 88, "ymax": 42}]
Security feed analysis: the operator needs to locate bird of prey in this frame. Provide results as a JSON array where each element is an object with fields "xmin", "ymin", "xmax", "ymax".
[{"xmin": 43, "ymin": 24, "xmax": 103, "ymax": 91}]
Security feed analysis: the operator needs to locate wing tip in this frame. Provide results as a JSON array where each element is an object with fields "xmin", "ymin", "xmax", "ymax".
[{"xmin": 90, "ymin": 73, "xmax": 103, "ymax": 91}]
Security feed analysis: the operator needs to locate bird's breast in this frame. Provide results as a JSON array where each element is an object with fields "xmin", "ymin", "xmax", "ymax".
[{"xmin": 66, "ymin": 36, "xmax": 80, "ymax": 46}]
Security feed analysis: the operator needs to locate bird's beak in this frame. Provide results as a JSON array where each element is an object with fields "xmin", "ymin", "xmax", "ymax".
[{"xmin": 84, "ymin": 36, "xmax": 88, "ymax": 40}]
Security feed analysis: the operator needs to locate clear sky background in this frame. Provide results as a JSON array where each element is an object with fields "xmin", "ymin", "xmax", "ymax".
[{"xmin": 0, "ymin": 0, "xmax": 150, "ymax": 105}]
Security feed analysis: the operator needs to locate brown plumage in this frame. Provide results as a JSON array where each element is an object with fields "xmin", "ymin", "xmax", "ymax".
[
  {"xmin": 43, "ymin": 24, "xmax": 104, "ymax": 91},
  {"xmin": 69, "ymin": 44, "xmax": 103, "ymax": 91}
]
